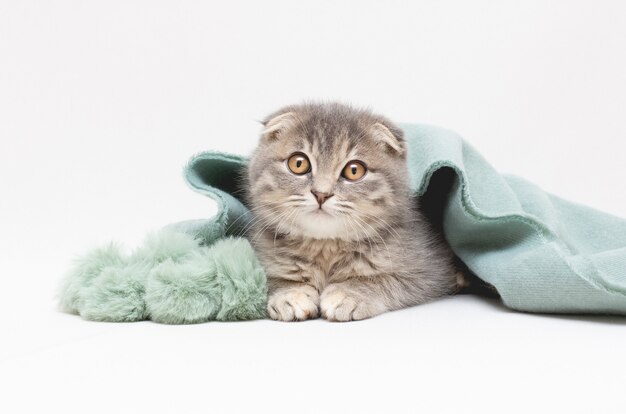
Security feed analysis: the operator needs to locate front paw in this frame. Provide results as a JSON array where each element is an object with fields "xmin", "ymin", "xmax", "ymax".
[
  {"xmin": 267, "ymin": 285, "xmax": 320, "ymax": 321},
  {"xmin": 320, "ymin": 284, "xmax": 386, "ymax": 322}
]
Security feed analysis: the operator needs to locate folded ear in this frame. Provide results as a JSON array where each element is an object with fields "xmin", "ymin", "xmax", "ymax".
[
  {"xmin": 261, "ymin": 111, "xmax": 297, "ymax": 140},
  {"xmin": 372, "ymin": 122, "xmax": 405, "ymax": 155}
]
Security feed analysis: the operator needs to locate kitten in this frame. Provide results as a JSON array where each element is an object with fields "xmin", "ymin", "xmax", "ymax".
[{"xmin": 245, "ymin": 102, "xmax": 459, "ymax": 321}]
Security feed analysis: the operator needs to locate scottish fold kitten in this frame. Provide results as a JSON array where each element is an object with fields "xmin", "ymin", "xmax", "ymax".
[{"xmin": 246, "ymin": 103, "xmax": 459, "ymax": 321}]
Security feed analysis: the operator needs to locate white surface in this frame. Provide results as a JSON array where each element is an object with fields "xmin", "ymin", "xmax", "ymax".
[{"xmin": 1, "ymin": 1, "xmax": 626, "ymax": 413}]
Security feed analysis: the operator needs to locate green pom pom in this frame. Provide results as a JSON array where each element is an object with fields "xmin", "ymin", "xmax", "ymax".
[
  {"xmin": 145, "ymin": 251, "xmax": 222, "ymax": 324},
  {"xmin": 59, "ymin": 232, "xmax": 268, "ymax": 324},
  {"xmin": 211, "ymin": 237, "xmax": 267, "ymax": 321},
  {"xmin": 80, "ymin": 261, "xmax": 150, "ymax": 322},
  {"xmin": 58, "ymin": 243, "xmax": 126, "ymax": 314},
  {"xmin": 134, "ymin": 231, "xmax": 201, "ymax": 263}
]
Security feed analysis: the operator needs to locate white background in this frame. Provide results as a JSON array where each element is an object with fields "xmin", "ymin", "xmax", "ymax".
[{"xmin": 1, "ymin": 1, "xmax": 626, "ymax": 413}]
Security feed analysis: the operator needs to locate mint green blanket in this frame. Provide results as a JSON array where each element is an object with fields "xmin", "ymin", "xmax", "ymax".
[
  {"xmin": 61, "ymin": 123, "xmax": 626, "ymax": 321},
  {"xmin": 178, "ymin": 123, "xmax": 626, "ymax": 315}
]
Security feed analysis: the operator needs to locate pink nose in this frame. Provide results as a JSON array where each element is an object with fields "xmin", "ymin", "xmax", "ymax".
[{"xmin": 311, "ymin": 190, "xmax": 333, "ymax": 207}]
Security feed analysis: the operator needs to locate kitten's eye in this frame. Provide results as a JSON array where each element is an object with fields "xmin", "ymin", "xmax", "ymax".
[
  {"xmin": 342, "ymin": 160, "xmax": 367, "ymax": 181},
  {"xmin": 287, "ymin": 153, "xmax": 311, "ymax": 175}
]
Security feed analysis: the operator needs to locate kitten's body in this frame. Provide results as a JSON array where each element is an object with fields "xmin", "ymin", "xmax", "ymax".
[{"xmin": 246, "ymin": 103, "xmax": 458, "ymax": 321}]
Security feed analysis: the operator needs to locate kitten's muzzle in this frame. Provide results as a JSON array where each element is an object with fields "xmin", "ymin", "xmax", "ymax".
[{"xmin": 311, "ymin": 190, "xmax": 334, "ymax": 208}]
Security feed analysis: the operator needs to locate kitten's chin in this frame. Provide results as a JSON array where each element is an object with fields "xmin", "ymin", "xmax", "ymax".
[{"xmin": 294, "ymin": 211, "xmax": 350, "ymax": 240}]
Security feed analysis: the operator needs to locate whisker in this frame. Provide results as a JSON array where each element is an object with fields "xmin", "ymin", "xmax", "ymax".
[
  {"xmin": 358, "ymin": 211, "xmax": 404, "ymax": 242},
  {"xmin": 336, "ymin": 206, "xmax": 404, "ymax": 246},
  {"xmin": 273, "ymin": 208, "xmax": 298, "ymax": 248},
  {"xmin": 350, "ymin": 215, "xmax": 374, "ymax": 256},
  {"xmin": 353, "ymin": 214, "xmax": 395, "ymax": 274},
  {"xmin": 231, "ymin": 199, "xmax": 307, "ymax": 237},
  {"xmin": 344, "ymin": 215, "xmax": 363, "ymax": 263},
  {"xmin": 228, "ymin": 204, "xmax": 285, "ymax": 236},
  {"xmin": 224, "ymin": 201, "xmax": 282, "ymax": 231},
  {"xmin": 250, "ymin": 209, "xmax": 293, "ymax": 243}
]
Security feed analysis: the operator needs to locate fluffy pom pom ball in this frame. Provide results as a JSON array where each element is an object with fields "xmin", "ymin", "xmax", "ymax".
[{"xmin": 58, "ymin": 232, "xmax": 267, "ymax": 323}]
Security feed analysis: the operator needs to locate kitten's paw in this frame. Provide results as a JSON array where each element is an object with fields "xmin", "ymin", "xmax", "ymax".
[
  {"xmin": 320, "ymin": 284, "xmax": 386, "ymax": 322},
  {"xmin": 267, "ymin": 286, "xmax": 319, "ymax": 321}
]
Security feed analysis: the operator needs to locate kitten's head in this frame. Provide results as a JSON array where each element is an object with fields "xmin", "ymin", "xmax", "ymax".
[{"xmin": 247, "ymin": 102, "xmax": 410, "ymax": 240}]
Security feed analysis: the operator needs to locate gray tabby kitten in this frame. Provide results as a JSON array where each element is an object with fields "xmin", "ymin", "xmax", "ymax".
[{"xmin": 246, "ymin": 102, "xmax": 459, "ymax": 322}]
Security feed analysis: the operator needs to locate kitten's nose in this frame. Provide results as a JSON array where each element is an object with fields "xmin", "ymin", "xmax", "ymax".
[{"xmin": 311, "ymin": 190, "xmax": 334, "ymax": 207}]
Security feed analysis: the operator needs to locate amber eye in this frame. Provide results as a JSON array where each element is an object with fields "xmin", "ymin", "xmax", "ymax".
[
  {"xmin": 342, "ymin": 160, "xmax": 367, "ymax": 181},
  {"xmin": 287, "ymin": 153, "xmax": 311, "ymax": 175}
]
